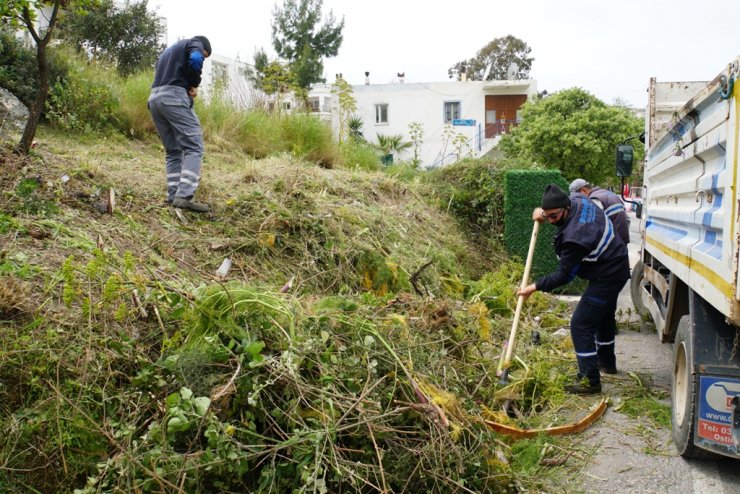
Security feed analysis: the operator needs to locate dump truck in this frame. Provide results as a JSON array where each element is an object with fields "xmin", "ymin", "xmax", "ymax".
[{"xmin": 627, "ymin": 58, "xmax": 740, "ymax": 459}]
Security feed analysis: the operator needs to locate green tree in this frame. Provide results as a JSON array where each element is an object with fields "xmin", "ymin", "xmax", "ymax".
[
  {"xmin": 448, "ymin": 35, "xmax": 533, "ymax": 81},
  {"xmin": 250, "ymin": 47, "xmax": 270, "ymax": 89},
  {"xmin": 256, "ymin": 57, "xmax": 302, "ymax": 113},
  {"xmin": 271, "ymin": 0, "xmax": 344, "ymax": 90},
  {"xmin": 1, "ymin": 0, "xmax": 97, "ymax": 155},
  {"xmin": 332, "ymin": 75, "xmax": 355, "ymax": 142},
  {"xmin": 59, "ymin": 0, "xmax": 165, "ymax": 76},
  {"xmin": 499, "ymin": 87, "xmax": 644, "ymax": 185}
]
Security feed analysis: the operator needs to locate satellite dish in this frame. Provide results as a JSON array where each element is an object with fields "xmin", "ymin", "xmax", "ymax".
[{"xmin": 507, "ymin": 62, "xmax": 519, "ymax": 80}]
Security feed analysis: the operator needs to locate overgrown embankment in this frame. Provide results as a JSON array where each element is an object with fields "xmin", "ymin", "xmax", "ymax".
[{"xmin": 0, "ymin": 130, "xmax": 597, "ymax": 493}]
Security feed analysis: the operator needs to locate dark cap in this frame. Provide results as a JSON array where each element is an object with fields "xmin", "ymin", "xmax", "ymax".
[
  {"xmin": 193, "ymin": 35, "xmax": 211, "ymax": 55},
  {"xmin": 541, "ymin": 184, "xmax": 570, "ymax": 209}
]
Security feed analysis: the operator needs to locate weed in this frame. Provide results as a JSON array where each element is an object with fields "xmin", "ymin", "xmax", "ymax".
[
  {"xmin": 13, "ymin": 178, "xmax": 57, "ymax": 216},
  {"xmin": 614, "ymin": 372, "xmax": 671, "ymax": 429},
  {"xmin": 511, "ymin": 434, "xmax": 550, "ymax": 473},
  {"xmin": 0, "ymin": 252, "xmax": 38, "ymax": 279},
  {"xmin": 0, "ymin": 213, "xmax": 21, "ymax": 234}
]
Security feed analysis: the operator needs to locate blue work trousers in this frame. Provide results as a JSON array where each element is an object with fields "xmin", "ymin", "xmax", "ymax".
[{"xmin": 570, "ymin": 278, "xmax": 628, "ymax": 384}]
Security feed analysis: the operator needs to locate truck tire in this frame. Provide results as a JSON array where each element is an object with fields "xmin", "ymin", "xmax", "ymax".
[
  {"xmin": 630, "ymin": 260, "xmax": 648, "ymax": 317},
  {"xmin": 672, "ymin": 315, "xmax": 714, "ymax": 458}
]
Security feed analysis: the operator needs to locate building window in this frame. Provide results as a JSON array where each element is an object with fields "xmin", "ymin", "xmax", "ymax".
[
  {"xmin": 444, "ymin": 101, "xmax": 461, "ymax": 123},
  {"xmin": 308, "ymin": 98, "xmax": 321, "ymax": 112},
  {"xmin": 375, "ymin": 104, "xmax": 388, "ymax": 124}
]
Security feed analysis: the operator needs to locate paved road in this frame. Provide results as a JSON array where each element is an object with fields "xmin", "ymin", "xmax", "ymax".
[{"xmin": 575, "ymin": 211, "xmax": 740, "ymax": 494}]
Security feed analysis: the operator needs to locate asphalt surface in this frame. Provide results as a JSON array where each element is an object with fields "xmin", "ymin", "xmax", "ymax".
[{"xmin": 570, "ymin": 212, "xmax": 740, "ymax": 494}]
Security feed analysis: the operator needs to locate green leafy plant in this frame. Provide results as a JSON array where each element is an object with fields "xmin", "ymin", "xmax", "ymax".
[
  {"xmin": 375, "ymin": 133, "xmax": 412, "ymax": 164},
  {"xmin": 45, "ymin": 49, "xmax": 120, "ymax": 133},
  {"xmin": 408, "ymin": 120, "xmax": 424, "ymax": 167},
  {"xmin": 13, "ymin": 178, "xmax": 58, "ymax": 216},
  {"xmin": 333, "ymin": 76, "xmax": 356, "ymax": 142},
  {"xmin": 347, "ymin": 115, "xmax": 364, "ymax": 141}
]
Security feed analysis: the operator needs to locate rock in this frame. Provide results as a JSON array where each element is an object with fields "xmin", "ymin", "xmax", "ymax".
[
  {"xmin": 0, "ymin": 87, "xmax": 29, "ymax": 142},
  {"xmin": 552, "ymin": 328, "xmax": 569, "ymax": 338}
]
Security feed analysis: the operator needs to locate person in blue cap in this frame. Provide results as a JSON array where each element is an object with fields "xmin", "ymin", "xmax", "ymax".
[
  {"xmin": 517, "ymin": 184, "xmax": 631, "ymax": 394},
  {"xmin": 149, "ymin": 36, "xmax": 212, "ymax": 213}
]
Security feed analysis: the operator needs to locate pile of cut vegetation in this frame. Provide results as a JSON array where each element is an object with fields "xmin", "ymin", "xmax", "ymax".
[{"xmin": 1, "ymin": 130, "xmax": 598, "ymax": 493}]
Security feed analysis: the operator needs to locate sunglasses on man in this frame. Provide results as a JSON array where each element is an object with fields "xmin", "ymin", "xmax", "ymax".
[{"xmin": 542, "ymin": 208, "xmax": 565, "ymax": 219}]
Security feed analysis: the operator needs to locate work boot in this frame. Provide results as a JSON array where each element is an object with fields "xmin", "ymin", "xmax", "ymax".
[
  {"xmin": 564, "ymin": 378, "xmax": 602, "ymax": 395},
  {"xmin": 172, "ymin": 197, "xmax": 210, "ymax": 213},
  {"xmin": 598, "ymin": 363, "xmax": 618, "ymax": 374}
]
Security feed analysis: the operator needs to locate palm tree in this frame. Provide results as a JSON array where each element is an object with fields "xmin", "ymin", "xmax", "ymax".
[
  {"xmin": 375, "ymin": 133, "xmax": 412, "ymax": 165},
  {"xmin": 348, "ymin": 116, "xmax": 365, "ymax": 141}
]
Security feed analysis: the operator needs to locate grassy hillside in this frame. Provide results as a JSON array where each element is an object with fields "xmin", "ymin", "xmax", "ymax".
[{"xmin": 0, "ymin": 126, "xmax": 593, "ymax": 493}]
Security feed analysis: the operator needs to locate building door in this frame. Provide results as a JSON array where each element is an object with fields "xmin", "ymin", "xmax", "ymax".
[{"xmin": 485, "ymin": 95, "xmax": 527, "ymax": 138}]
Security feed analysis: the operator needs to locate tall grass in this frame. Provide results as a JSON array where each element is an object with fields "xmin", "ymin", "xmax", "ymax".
[
  {"xmin": 112, "ymin": 71, "xmax": 155, "ymax": 139},
  {"xmin": 234, "ymin": 110, "xmax": 283, "ymax": 158},
  {"xmin": 339, "ymin": 139, "xmax": 381, "ymax": 172},
  {"xmin": 280, "ymin": 113, "xmax": 338, "ymax": 168},
  {"xmin": 194, "ymin": 92, "xmax": 244, "ymax": 150},
  {"xmin": 39, "ymin": 47, "xmax": 369, "ymax": 169}
]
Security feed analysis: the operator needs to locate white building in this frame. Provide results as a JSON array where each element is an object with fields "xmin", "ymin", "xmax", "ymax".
[
  {"xmin": 200, "ymin": 54, "xmax": 259, "ymax": 110},
  {"xmin": 309, "ymin": 76, "xmax": 537, "ymax": 168}
]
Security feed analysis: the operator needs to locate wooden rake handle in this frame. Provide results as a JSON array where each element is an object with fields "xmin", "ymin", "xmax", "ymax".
[{"xmin": 498, "ymin": 219, "xmax": 540, "ymax": 378}]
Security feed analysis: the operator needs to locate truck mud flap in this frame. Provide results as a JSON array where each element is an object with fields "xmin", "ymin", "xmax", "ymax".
[{"xmin": 696, "ymin": 375, "xmax": 740, "ymax": 457}]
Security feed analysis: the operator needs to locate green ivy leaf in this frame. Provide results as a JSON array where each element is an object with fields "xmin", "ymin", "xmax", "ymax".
[
  {"xmin": 165, "ymin": 392, "xmax": 181, "ymax": 408},
  {"xmin": 193, "ymin": 396, "xmax": 211, "ymax": 417},
  {"xmin": 180, "ymin": 387, "xmax": 193, "ymax": 401}
]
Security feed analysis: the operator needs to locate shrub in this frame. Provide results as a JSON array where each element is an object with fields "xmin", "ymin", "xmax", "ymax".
[
  {"xmin": 339, "ymin": 139, "xmax": 380, "ymax": 171},
  {"xmin": 427, "ymin": 158, "xmax": 513, "ymax": 238},
  {"xmin": 46, "ymin": 49, "xmax": 119, "ymax": 133}
]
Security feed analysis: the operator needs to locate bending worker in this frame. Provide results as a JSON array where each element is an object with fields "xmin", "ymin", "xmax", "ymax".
[
  {"xmin": 517, "ymin": 184, "xmax": 630, "ymax": 394},
  {"xmin": 569, "ymin": 178, "xmax": 630, "ymax": 245},
  {"xmin": 148, "ymin": 35, "xmax": 212, "ymax": 213}
]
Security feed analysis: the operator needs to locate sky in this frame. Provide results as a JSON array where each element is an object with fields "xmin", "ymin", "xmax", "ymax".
[{"xmin": 150, "ymin": 0, "xmax": 740, "ymax": 108}]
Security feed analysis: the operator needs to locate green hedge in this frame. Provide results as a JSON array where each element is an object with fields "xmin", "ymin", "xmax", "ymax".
[{"xmin": 504, "ymin": 169, "xmax": 571, "ymax": 288}]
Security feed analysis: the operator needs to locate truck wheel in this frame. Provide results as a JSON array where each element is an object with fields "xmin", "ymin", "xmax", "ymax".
[
  {"xmin": 630, "ymin": 260, "xmax": 648, "ymax": 317},
  {"xmin": 672, "ymin": 315, "xmax": 713, "ymax": 458}
]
